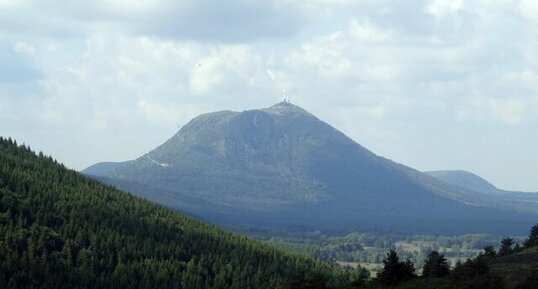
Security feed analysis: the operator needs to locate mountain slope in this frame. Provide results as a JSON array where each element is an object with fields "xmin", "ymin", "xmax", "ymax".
[
  {"xmin": 0, "ymin": 137, "xmax": 351, "ymax": 289},
  {"xmin": 84, "ymin": 102, "xmax": 538, "ymax": 235}
]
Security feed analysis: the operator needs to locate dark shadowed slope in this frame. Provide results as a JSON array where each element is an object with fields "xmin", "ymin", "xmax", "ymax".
[
  {"xmin": 84, "ymin": 102, "xmax": 538, "ymax": 235},
  {"xmin": 0, "ymin": 137, "xmax": 352, "ymax": 289}
]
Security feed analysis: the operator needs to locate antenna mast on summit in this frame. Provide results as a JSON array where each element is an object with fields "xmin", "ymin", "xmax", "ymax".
[{"xmin": 282, "ymin": 88, "xmax": 291, "ymax": 104}]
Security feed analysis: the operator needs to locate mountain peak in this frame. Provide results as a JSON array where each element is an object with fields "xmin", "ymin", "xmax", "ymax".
[
  {"xmin": 263, "ymin": 101, "xmax": 314, "ymax": 117},
  {"xmin": 272, "ymin": 100, "xmax": 295, "ymax": 107},
  {"xmin": 269, "ymin": 101, "xmax": 301, "ymax": 109}
]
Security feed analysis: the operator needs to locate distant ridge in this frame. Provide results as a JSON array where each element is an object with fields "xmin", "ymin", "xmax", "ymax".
[
  {"xmin": 84, "ymin": 102, "xmax": 538, "ymax": 235},
  {"xmin": 82, "ymin": 161, "xmax": 124, "ymax": 176},
  {"xmin": 426, "ymin": 169, "xmax": 538, "ymax": 210},
  {"xmin": 425, "ymin": 170, "xmax": 499, "ymax": 195}
]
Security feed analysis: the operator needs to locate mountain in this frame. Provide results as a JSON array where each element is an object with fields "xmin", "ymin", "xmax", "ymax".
[
  {"xmin": 426, "ymin": 169, "xmax": 538, "ymax": 210},
  {"xmin": 426, "ymin": 170, "xmax": 538, "ymax": 196},
  {"xmin": 81, "ymin": 161, "xmax": 123, "ymax": 176},
  {"xmin": 84, "ymin": 102, "xmax": 538, "ymax": 235},
  {"xmin": 425, "ymin": 170, "xmax": 500, "ymax": 195},
  {"xmin": 0, "ymin": 137, "xmax": 352, "ymax": 289}
]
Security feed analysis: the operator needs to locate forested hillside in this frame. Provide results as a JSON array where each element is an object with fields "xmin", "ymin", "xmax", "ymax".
[{"xmin": 0, "ymin": 137, "xmax": 354, "ymax": 289}]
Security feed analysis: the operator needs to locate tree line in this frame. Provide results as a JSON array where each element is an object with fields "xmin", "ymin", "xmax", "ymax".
[{"xmin": 346, "ymin": 223, "xmax": 538, "ymax": 289}]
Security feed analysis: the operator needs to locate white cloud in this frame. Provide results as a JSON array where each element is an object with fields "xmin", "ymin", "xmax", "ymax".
[
  {"xmin": 349, "ymin": 20, "xmax": 392, "ymax": 43},
  {"xmin": 285, "ymin": 31, "xmax": 353, "ymax": 80},
  {"xmin": 427, "ymin": 0, "xmax": 463, "ymax": 18},
  {"xmin": 189, "ymin": 45, "xmax": 265, "ymax": 95},
  {"xmin": 0, "ymin": 40, "xmax": 41, "ymax": 82},
  {"xmin": 136, "ymin": 99, "xmax": 184, "ymax": 124},
  {"xmin": 488, "ymin": 98, "xmax": 526, "ymax": 125},
  {"xmin": 457, "ymin": 97, "xmax": 527, "ymax": 126},
  {"xmin": 2, "ymin": 0, "xmax": 538, "ymax": 190},
  {"xmin": 14, "ymin": 42, "xmax": 37, "ymax": 56},
  {"xmin": 0, "ymin": 0, "xmax": 304, "ymax": 42},
  {"xmin": 518, "ymin": 0, "xmax": 538, "ymax": 22},
  {"xmin": 189, "ymin": 56, "xmax": 225, "ymax": 95}
]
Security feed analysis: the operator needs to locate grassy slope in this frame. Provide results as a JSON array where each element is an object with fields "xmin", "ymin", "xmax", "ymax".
[
  {"xmin": 385, "ymin": 246, "xmax": 538, "ymax": 289},
  {"xmin": 489, "ymin": 247, "xmax": 538, "ymax": 287}
]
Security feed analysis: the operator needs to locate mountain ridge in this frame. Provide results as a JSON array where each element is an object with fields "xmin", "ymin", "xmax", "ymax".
[
  {"xmin": 425, "ymin": 169, "xmax": 538, "ymax": 195},
  {"xmin": 426, "ymin": 170, "xmax": 504, "ymax": 195}
]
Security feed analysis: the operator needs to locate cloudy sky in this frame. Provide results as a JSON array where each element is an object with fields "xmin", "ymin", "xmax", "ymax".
[{"xmin": 1, "ymin": 0, "xmax": 538, "ymax": 191}]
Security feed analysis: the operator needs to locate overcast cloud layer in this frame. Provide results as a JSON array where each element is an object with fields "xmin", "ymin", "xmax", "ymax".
[{"xmin": 1, "ymin": 0, "xmax": 538, "ymax": 191}]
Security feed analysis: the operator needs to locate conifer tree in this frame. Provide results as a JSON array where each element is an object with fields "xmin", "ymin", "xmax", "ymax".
[
  {"xmin": 376, "ymin": 250, "xmax": 416, "ymax": 286},
  {"xmin": 523, "ymin": 224, "xmax": 538, "ymax": 248},
  {"xmin": 422, "ymin": 251, "xmax": 449, "ymax": 278},
  {"xmin": 481, "ymin": 246, "xmax": 497, "ymax": 259},
  {"xmin": 499, "ymin": 238, "xmax": 514, "ymax": 256}
]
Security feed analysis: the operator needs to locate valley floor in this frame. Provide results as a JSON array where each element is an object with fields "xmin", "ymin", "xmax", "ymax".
[{"xmin": 249, "ymin": 229, "xmax": 515, "ymax": 274}]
